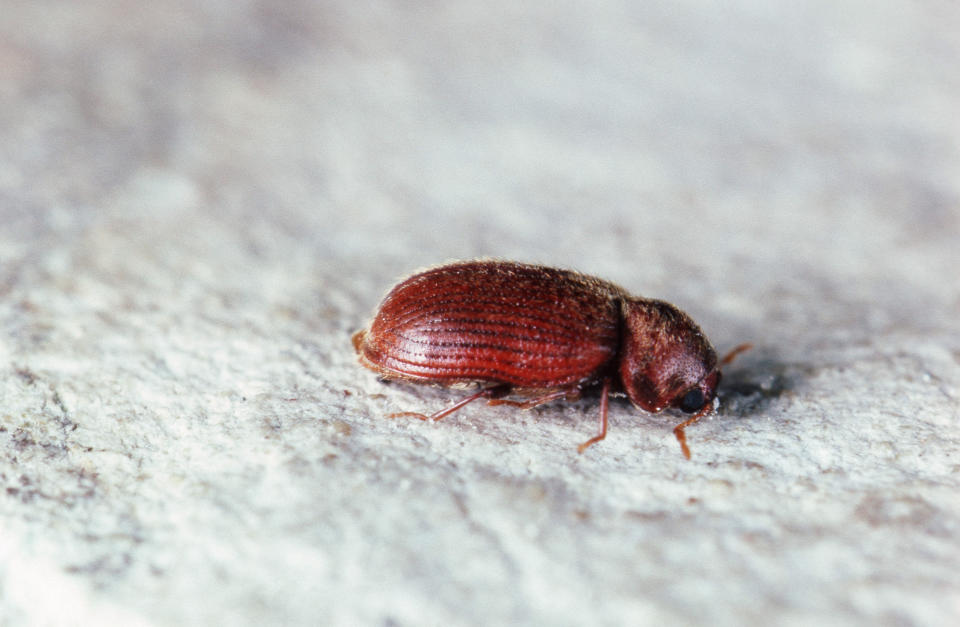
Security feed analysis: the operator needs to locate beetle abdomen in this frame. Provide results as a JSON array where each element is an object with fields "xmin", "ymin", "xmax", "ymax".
[{"xmin": 355, "ymin": 261, "xmax": 624, "ymax": 389}]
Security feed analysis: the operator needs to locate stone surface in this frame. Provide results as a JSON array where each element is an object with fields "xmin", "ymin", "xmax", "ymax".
[{"xmin": 1, "ymin": 1, "xmax": 958, "ymax": 625}]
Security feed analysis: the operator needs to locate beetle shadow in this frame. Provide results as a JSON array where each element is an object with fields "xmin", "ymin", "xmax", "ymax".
[{"xmin": 715, "ymin": 347, "xmax": 807, "ymax": 418}]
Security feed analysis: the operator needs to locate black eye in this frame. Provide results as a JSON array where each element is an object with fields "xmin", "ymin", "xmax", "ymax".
[{"xmin": 679, "ymin": 388, "xmax": 705, "ymax": 413}]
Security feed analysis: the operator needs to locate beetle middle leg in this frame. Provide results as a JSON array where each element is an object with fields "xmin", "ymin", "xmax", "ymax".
[{"xmin": 577, "ymin": 378, "xmax": 611, "ymax": 453}]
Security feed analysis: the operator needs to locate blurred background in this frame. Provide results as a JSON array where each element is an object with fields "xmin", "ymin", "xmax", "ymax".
[
  {"xmin": 1, "ymin": 1, "xmax": 958, "ymax": 625},
  {"xmin": 3, "ymin": 2, "xmax": 957, "ymax": 346}
]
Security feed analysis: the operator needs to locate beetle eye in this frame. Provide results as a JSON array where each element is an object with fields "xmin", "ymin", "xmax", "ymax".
[{"xmin": 679, "ymin": 388, "xmax": 705, "ymax": 413}]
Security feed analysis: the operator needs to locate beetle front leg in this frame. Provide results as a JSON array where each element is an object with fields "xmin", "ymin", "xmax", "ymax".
[{"xmin": 672, "ymin": 400, "xmax": 715, "ymax": 459}]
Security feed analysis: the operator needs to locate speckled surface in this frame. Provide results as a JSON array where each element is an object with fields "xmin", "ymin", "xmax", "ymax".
[{"xmin": 1, "ymin": 1, "xmax": 959, "ymax": 625}]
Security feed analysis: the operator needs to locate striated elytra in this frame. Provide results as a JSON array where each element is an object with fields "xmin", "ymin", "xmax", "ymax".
[{"xmin": 352, "ymin": 260, "xmax": 749, "ymax": 458}]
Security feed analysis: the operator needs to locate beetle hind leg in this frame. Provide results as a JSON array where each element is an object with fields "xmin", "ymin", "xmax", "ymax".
[
  {"xmin": 486, "ymin": 387, "xmax": 572, "ymax": 410},
  {"xmin": 389, "ymin": 385, "xmax": 509, "ymax": 422}
]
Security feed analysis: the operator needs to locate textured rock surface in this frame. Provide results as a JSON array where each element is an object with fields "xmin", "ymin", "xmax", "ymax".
[{"xmin": 1, "ymin": 1, "xmax": 958, "ymax": 625}]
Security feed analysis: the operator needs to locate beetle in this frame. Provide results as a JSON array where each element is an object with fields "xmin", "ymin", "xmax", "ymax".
[{"xmin": 352, "ymin": 260, "xmax": 749, "ymax": 458}]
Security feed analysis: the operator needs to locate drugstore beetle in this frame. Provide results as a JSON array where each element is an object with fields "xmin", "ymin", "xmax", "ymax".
[{"xmin": 352, "ymin": 260, "xmax": 750, "ymax": 458}]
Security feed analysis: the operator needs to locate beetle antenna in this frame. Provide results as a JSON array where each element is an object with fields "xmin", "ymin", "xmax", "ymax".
[{"xmin": 720, "ymin": 343, "xmax": 753, "ymax": 366}]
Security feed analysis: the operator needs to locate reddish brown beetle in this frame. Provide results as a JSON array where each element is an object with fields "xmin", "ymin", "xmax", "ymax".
[{"xmin": 352, "ymin": 260, "xmax": 749, "ymax": 458}]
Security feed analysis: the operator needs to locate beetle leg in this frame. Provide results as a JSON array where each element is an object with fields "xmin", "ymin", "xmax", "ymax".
[
  {"xmin": 672, "ymin": 402, "xmax": 715, "ymax": 459},
  {"xmin": 486, "ymin": 388, "xmax": 569, "ymax": 410},
  {"xmin": 577, "ymin": 378, "xmax": 611, "ymax": 453},
  {"xmin": 351, "ymin": 330, "xmax": 366, "ymax": 352},
  {"xmin": 389, "ymin": 386, "xmax": 504, "ymax": 422}
]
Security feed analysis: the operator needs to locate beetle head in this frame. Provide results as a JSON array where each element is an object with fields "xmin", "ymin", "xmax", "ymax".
[{"xmin": 618, "ymin": 299, "xmax": 719, "ymax": 415}]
